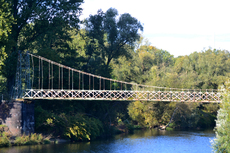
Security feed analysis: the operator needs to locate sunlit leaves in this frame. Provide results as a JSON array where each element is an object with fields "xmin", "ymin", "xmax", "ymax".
[
  {"xmin": 0, "ymin": 0, "xmax": 13, "ymax": 69},
  {"xmin": 212, "ymin": 81, "xmax": 230, "ymax": 152},
  {"xmin": 128, "ymin": 101, "xmax": 170, "ymax": 128},
  {"xmin": 35, "ymin": 105, "xmax": 103, "ymax": 141}
]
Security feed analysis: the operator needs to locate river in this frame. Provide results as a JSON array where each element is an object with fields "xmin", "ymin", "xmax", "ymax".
[{"xmin": 1, "ymin": 129, "xmax": 215, "ymax": 153}]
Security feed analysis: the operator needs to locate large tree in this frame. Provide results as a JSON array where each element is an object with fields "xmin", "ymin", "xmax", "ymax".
[
  {"xmin": 84, "ymin": 8, "xmax": 143, "ymax": 74},
  {"xmin": 2, "ymin": 0, "xmax": 83, "ymax": 92},
  {"xmin": 112, "ymin": 37, "xmax": 174, "ymax": 86},
  {"xmin": 0, "ymin": 0, "xmax": 13, "ymax": 68}
]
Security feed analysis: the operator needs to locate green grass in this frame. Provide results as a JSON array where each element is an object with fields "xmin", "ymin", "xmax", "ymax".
[
  {"xmin": 0, "ymin": 132, "xmax": 11, "ymax": 147},
  {"xmin": 13, "ymin": 133, "xmax": 50, "ymax": 146},
  {"xmin": 165, "ymin": 127, "xmax": 174, "ymax": 131}
]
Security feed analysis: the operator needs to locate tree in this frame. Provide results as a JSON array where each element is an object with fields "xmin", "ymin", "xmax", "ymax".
[
  {"xmin": 84, "ymin": 8, "xmax": 143, "ymax": 74},
  {"xmin": 127, "ymin": 101, "xmax": 175, "ymax": 128},
  {"xmin": 212, "ymin": 81, "xmax": 230, "ymax": 152},
  {"xmin": 2, "ymin": 0, "xmax": 83, "ymax": 92},
  {"xmin": 0, "ymin": 0, "xmax": 14, "ymax": 97},
  {"xmin": 173, "ymin": 49, "xmax": 230, "ymax": 89},
  {"xmin": 0, "ymin": 0, "xmax": 13, "ymax": 69},
  {"xmin": 111, "ymin": 36, "xmax": 174, "ymax": 86}
]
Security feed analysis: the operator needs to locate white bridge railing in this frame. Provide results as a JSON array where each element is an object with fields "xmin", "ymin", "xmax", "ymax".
[{"xmin": 23, "ymin": 89, "xmax": 222, "ymax": 103}]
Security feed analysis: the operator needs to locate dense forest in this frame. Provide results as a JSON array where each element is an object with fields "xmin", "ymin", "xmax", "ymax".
[{"xmin": 0, "ymin": 0, "xmax": 229, "ymax": 150}]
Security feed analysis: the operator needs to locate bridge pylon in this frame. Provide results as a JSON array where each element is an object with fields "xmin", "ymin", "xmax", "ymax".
[{"xmin": 12, "ymin": 51, "xmax": 31, "ymax": 99}]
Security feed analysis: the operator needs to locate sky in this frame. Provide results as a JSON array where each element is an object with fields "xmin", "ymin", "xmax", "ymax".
[{"xmin": 80, "ymin": 0, "xmax": 230, "ymax": 57}]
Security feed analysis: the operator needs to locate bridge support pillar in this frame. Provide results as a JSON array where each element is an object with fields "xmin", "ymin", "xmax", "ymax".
[{"xmin": 0, "ymin": 100, "xmax": 34, "ymax": 136}]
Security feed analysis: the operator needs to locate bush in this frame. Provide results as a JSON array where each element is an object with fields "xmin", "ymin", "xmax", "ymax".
[
  {"xmin": 14, "ymin": 133, "xmax": 50, "ymax": 146},
  {"xmin": 212, "ymin": 81, "xmax": 230, "ymax": 152},
  {"xmin": 0, "ymin": 132, "xmax": 11, "ymax": 147},
  {"xmin": 65, "ymin": 115, "xmax": 103, "ymax": 141}
]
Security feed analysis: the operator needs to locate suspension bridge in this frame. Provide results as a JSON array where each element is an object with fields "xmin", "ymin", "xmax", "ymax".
[{"xmin": 12, "ymin": 51, "xmax": 222, "ymax": 103}]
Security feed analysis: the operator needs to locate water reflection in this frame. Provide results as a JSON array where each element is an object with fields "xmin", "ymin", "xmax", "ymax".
[{"xmin": 1, "ymin": 129, "xmax": 215, "ymax": 153}]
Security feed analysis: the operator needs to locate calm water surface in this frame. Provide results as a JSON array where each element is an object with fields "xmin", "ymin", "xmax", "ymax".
[{"xmin": 1, "ymin": 129, "xmax": 215, "ymax": 153}]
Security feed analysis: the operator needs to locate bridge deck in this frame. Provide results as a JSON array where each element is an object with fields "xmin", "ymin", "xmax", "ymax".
[{"xmin": 23, "ymin": 89, "xmax": 222, "ymax": 103}]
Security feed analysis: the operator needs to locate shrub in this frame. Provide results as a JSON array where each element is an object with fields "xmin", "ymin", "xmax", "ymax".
[
  {"xmin": 65, "ymin": 115, "xmax": 103, "ymax": 141},
  {"xmin": 14, "ymin": 133, "xmax": 50, "ymax": 146},
  {"xmin": 14, "ymin": 134, "xmax": 30, "ymax": 145},
  {"xmin": 0, "ymin": 132, "xmax": 11, "ymax": 147},
  {"xmin": 212, "ymin": 81, "xmax": 230, "ymax": 152}
]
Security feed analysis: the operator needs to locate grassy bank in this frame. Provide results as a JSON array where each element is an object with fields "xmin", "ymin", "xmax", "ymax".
[{"xmin": 0, "ymin": 131, "xmax": 50, "ymax": 147}]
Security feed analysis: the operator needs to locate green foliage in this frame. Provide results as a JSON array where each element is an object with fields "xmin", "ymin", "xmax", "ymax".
[
  {"xmin": 0, "ymin": 0, "xmax": 13, "ymax": 47},
  {"xmin": 0, "ymin": 132, "xmax": 11, "ymax": 147},
  {"xmin": 0, "ymin": 74, "xmax": 8, "ymax": 99},
  {"xmin": 0, "ymin": 125, "xmax": 11, "ymax": 147},
  {"xmin": 0, "ymin": 0, "xmax": 14, "ymax": 83},
  {"xmin": 14, "ymin": 134, "xmax": 31, "ymax": 146},
  {"xmin": 128, "ymin": 101, "xmax": 217, "ymax": 129},
  {"xmin": 1, "ymin": 0, "xmax": 83, "ymax": 92},
  {"xmin": 34, "ymin": 99, "xmax": 132, "ymax": 141},
  {"xmin": 0, "ymin": 1, "xmax": 225, "ymax": 145},
  {"xmin": 84, "ymin": 8, "xmax": 143, "ymax": 75},
  {"xmin": 65, "ymin": 115, "xmax": 103, "ymax": 141},
  {"xmin": 128, "ymin": 101, "xmax": 145, "ymax": 127},
  {"xmin": 212, "ymin": 81, "xmax": 230, "ymax": 152},
  {"xmin": 171, "ymin": 103, "xmax": 211, "ymax": 128},
  {"xmin": 203, "ymin": 103, "xmax": 219, "ymax": 115},
  {"xmin": 35, "ymin": 101, "xmax": 104, "ymax": 141},
  {"xmin": 128, "ymin": 101, "xmax": 173, "ymax": 128},
  {"xmin": 112, "ymin": 39, "xmax": 230, "ymax": 90},
  {"xmin": 173, "ymin": 50, "xmax": 230, "ymax": 89},
  {"xmin": 0, "ymin": 0, "xmax": 12, "ymax": 38},
  {"xmin": 112, "ymin": 38, "xmax": 174, "ymax": 85},
  {"xmin": 14, "ymin": 133, "xmax": 50, "ymax": 146}
]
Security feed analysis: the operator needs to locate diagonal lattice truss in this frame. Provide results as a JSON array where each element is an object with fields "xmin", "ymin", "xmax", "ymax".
[
  {"xmin": 20, "ymin": 52, "xmax": 222, "ymax": 103},
  {"xmin": 23, "ymin": 89, "xmax": 222, "ymax": 102}
]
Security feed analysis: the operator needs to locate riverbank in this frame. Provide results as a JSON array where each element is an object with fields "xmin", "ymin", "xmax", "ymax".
[
  {"xmin": 0, "ymin": 126, "xmax": 50, "ymax": 148},
  {"xmin": 0, "ymin": 100, "xmax": 219, "ymax": 148},
  {"xmin": 0, "ymin": 121, "xmax": 216, "ymax": 148},
  {"xmin": 0, "ymin": 129, "xmax": 215, "ymax": 153}
]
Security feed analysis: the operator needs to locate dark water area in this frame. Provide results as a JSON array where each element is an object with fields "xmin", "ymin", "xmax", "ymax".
[{"xmin": 1, "ymin": 129, "xmax": 215, "ymax": 153}]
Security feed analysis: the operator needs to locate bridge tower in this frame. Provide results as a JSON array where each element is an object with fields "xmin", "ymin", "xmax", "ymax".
[
  {"xmin": 0, "ymin": 50, "xmax": 35, "ymax": 136},
  {"xmin": 12, "ymin": 50, "xmax": 31, "ymax": 99}
]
